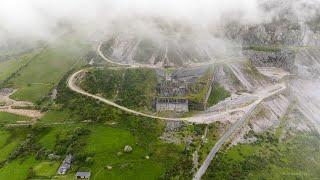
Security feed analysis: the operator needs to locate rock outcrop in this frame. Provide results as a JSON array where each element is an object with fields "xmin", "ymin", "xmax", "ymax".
[
  {"xmin": 123, "ymin": 145, "xmax": 133, "ymax": 153},
  {"xmin": 244, "ymin": 49, "xmax": 296, "ymax": 72}
]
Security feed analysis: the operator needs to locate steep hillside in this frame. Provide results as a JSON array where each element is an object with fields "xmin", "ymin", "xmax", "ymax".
[{"xmin": 3, "ymin": 35, "xmax": 90, "ymax": 103}]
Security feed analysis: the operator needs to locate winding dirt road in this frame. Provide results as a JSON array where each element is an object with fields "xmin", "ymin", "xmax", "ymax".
[
  {"xmin": 68, "ymin": 67, "xmax": 285, "ymax": 124},
  {"xmin": 73, "ymin": 43, "xmax": 288, "ymax": 124},
  {"xmin": 97, "ymin": 43, "xmax": 160, "ymax": 69},
  {"xmin": 0, "ymin": 89, "xmax": 43, "ymax": 119},
  {"xmin": 68, "ymin": 69, "xmax": 188, "ymax": 121},
  {"xmin": 68, "ymin": 65, "xmax": 286, "ymax": 180},
  {"xmin": 66, "ymin": 43, "xmax": 288, "ymax": 180}
]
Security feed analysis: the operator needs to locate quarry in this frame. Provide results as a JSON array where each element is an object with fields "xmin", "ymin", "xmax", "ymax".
[
  {"xmin": 70, "ymin": 9, "xmax": 320, "ymax": 178},
  {"xmin": 62, "ymin": 12, "xmax": 320, "ymax": 177},
  {"xmin": 0, "ymin": 0, "xmax": 320, "ymax": 179}
]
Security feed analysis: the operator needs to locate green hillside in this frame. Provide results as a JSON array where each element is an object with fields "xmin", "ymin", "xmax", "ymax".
[{"xmin": 7, "ymin": 36, "xmax": 89, "ymax": 103}]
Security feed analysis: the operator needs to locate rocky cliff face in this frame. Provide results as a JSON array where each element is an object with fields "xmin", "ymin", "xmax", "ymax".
[
  {"xmin": 240, "ymin": 29, "xmax": 320, "ymax": 74},
  {"xmin": 213, "ymin": 62, "xmax": 272, "ymax": 93},
  {"xmin": 239, "ymin": 23, "xmax": 302, "ymax": 46},
  {"xmin": 101, "ymin": 27, "xmax": 243, "ymax": 67},
  {"xmin": 101, "ymin": 34, "xmax": 209, "ymax": 67},
  {"xmin": 221, "ymin": 1, "xmax": 320, "ymax": 73},
  {"xmin": 249, "ymin": 94, "xmax": 290, "ymax": 133},
  {"xmin": 227, "ymin": 23, "xmax": 320, "ymax": 74},
  {"xmin": 294, "ymin": 48, "xmax": 320, "ymax": 79},
  {"xmin": 243, "ymin": 49, "xmax": 296, "ymax": 72}
]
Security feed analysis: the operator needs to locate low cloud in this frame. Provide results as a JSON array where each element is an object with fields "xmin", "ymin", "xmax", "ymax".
[
  {"xmin": 0, "ymin": 0, "xmax": 267, "ymax": 41},
  {"xmin": 1, "ymin": 0, "xmax": 320, "ymax": 56}
]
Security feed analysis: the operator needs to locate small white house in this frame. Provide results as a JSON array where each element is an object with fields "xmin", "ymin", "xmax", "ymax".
[{"xmin": 76, "ymin": 172, "xmax": 91, "ymax": 179}]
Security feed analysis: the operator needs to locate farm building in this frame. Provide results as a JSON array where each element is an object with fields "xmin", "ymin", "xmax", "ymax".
[{"xmin": 76, "ymin": 172, "xmax": 91, "ymax": 179}]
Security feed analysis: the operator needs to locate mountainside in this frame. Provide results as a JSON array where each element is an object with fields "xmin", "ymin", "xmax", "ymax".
[{"xmin": 0, "ymin": 0, "xmax": 320, "ymax": 179}]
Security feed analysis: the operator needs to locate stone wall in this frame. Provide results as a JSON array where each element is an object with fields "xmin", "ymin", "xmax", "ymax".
[
  {"xmin": 243, "ymin": 50, "xmax": 295, "ymax": 72},
  {"xmin": 156, "ymin": 98, "xmax": 189, "ymax": 113}
]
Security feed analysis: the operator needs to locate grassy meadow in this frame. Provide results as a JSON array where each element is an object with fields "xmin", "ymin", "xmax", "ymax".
[
  {"xmin": 0, "ymin": 52, "xmax": 39, "ymax": 83},
  {"xmin": 80, "ymin": 67, "xmax": 158, "ymax": 112},
  {"xmin": 0, "ymin": 112, "xmax": 32, "ymax": 125},
  {"xmin": 203, "ymin": 132, "xmax": 320, "ymax": 179},
  {"xmin": 6, "ymin": 36, "xmax": 90, "ymax": 103},
  {"xmin": 207, "ymin": 83, "xmax": 231, "ymax": 107}
]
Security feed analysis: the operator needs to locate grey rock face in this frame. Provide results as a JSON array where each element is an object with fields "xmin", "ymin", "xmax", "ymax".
[
  {"xmin": 243, "ymin": 50, "xmax": 295, "ymax": 72},
  {"xmin": 165, "ymin": 121, "xmax": 184, "ymax": 131}
]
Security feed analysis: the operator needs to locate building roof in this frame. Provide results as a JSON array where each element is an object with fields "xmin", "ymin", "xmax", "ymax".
[
  {"xmin": 57, "ymin": 154, "xmax": 73, "ymax": 175},
  {"xmin": 76, "ymin": 171, "xmax": 91, "ymax": 177},
  {"xmin": 57, "ymin": 167, "xmax": 67, "ymax": 174}
]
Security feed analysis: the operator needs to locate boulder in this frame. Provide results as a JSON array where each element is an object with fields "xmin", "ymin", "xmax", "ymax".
[
  {"xmin": 48, "ymin": 153, "xmax": 60, "ymax": 160},
  {"xmin": 123, "ymin": 145, "xmax": 132, "ymax": 153}
]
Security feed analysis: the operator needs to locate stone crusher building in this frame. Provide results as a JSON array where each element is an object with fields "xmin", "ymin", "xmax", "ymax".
[
  {"xmin": 156, "ymin": 98, "xmax": 188, "ymax": 113},
  {"xmin": 159, "ymin": 77, "xmax": 187, "ymax": 97},
  {"xmin": 155, "ymin": 70, "xmax": 189, "ymax": 113},
  {"xmin": 155, "ymin": 66, "xmax": 211, "ymax": 113}
]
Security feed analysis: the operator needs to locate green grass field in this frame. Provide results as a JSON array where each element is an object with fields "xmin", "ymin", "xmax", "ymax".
[
  {"xmin": 0, "ymin": 150, "xmax": 59, "ymax": 179},
  {"xmin": 0, "ymin": 129, "xmax": 16, "ymax": 162},
  {"xmin": 0, "ymin": 112, "xmax": 32, "ymax": 125},
  {"xmin": 38, "ymin": 123, "xmax": 84, "ymax": 150},
  {"xmin": 8, "ymin": 36, "xmax": 89, "ymax": 103},
  {"xmin": 37, "ymin": 110, "xmax": 73, "ymax": 125},
  {"xmin": 33, "ymin": 161, "xmax": 60, "ymax": 177},
  {"xmin": 198, "ymin": 123, "xmax": 224, "ymax": 164},
  {"xmin": 0, "ymin": 141, "xmax": 19, "ymax": 162},
  {"xmin": 81, "ymin": 68, "xmax": 158, "ymax": 112},
  {"xmin": 0, "ymin": 123, "xmax": 182, "ymax": 179},
  {"xmin": 207, "ymin": 83, "xmax": 231, "ymax": 107},
  {"xmin": 0, "ymin": 156, "xmax": 38, "ymax": 179},
  {"xmin": 35, "ymin": 123, "xmax": 182, "ymax": 179},
  {"xmin": 84, "ymin": 125, "xmax": 166, "ymax": 180},
  {"xmin": 0, "ymin": 127, "xmax": 31, "ymax": 162},
  {"xmin": 203, "ymin": 132, "xmax": 320, "ymax": 179},
  {"xmin": 0, "ymin": 52, "xmax": 37, "ymax": 82},
  {"xmin": 187, "ymin": 68, "xmax": 213, "ymax": 103}
]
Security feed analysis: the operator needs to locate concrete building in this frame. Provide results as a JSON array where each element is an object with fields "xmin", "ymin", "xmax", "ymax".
[
  {"xmin": 75, "ymin": 172, "xmax": 91, "ymax": 179},
  {"xmin": 155, "ymin": 66, "xmax": 211, "ymax": 113},
  {"xmin": 156, "ymin": 98, "xmax": 188, "ymax": 113}
]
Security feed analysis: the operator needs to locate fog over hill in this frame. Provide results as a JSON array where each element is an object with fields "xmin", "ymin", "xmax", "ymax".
[
  {"xmin": 0, "ymin": 0, "xmax": 319, "ymax": 55},
  {"xmin": 0, "ymin": 0, "xmax": 264, "ymax": 63},
  {"xmin": 1, "ymin": 0, "xmax": 320, "ymax": 129},
  {"xmin": 0, "ymin": 0, "xmax": 318, "ymax": 53},
  {"xmin": 0, "ymin": 0, "xmax": 264, "ymax": 40},
  {"xmin": 2, "ymin": 1, "xmax": 320, "ymax": 179}
]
